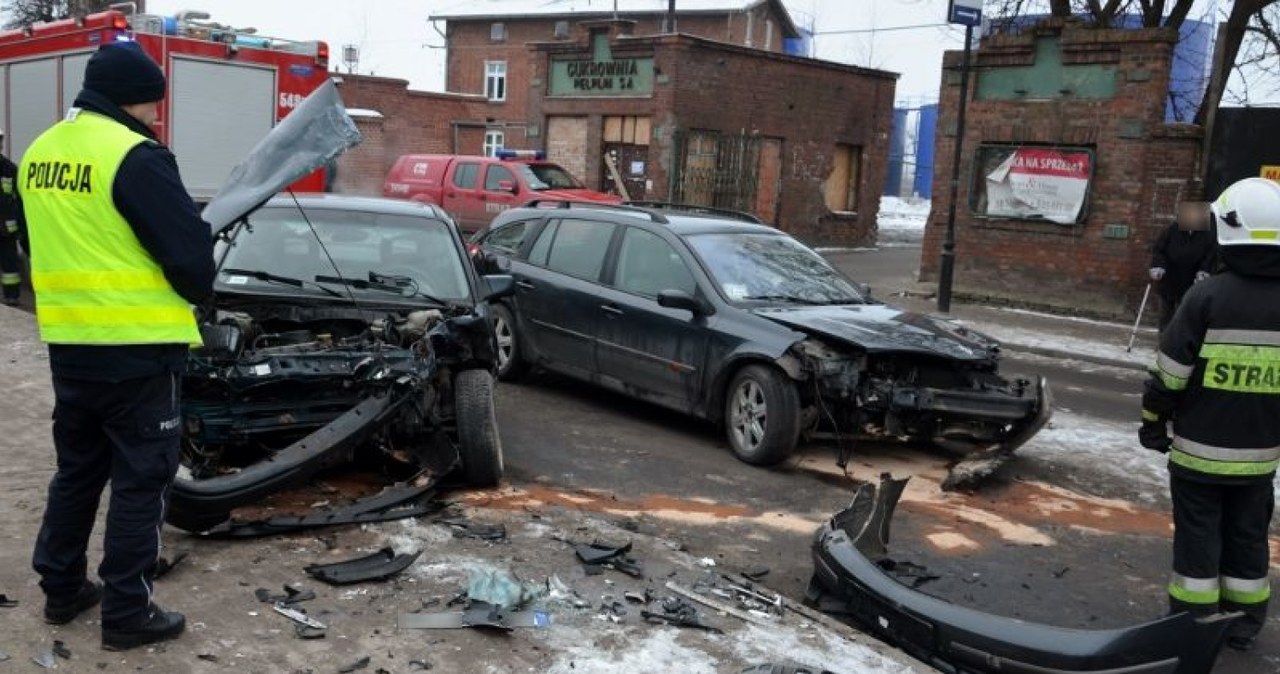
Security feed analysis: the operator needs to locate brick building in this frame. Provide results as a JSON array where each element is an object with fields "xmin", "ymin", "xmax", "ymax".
[
  {"xmin": 918, "ymin": 20, "xmax": 1201, "ymax": 316},
  {"xmin": 430, "ymin": 1, "xmax": 897, "ymax": 245},
  {"xmin": 329, "ymin": 74, "xmax": 488, "ymax": 194}
]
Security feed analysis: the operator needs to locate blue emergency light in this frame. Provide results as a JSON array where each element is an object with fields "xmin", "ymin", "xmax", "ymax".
[{"xmin": 496, "ymin": 149, "xmax": 546, "ymax": 160}]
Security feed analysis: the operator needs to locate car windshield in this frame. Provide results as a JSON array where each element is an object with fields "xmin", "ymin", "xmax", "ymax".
[
  {"xmin": 518, "ymin": 162, "xmax": 583, "ymax": 190},
  {"xmin": 686, "ymin": 232, "xmax": 864, "ymax": 305},
  {"xmin": 218, "ymin": 206, "xmax": 471, "ymax": 304}
]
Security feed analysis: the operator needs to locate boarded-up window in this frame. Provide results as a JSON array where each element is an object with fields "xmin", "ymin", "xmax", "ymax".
[
  {"xmin": 824, "ymin": 144, "xmax": 861, "ymax": 212},
  {"xmin": 602, "ymin": 116, "xmax": 651, "ymax": 146}
]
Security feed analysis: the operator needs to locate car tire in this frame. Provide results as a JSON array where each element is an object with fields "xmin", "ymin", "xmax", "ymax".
[
  {"xmin": 455, "ymin": 368, "xmax": 504, "ymax": 487},
  {"xmin": 724, "ymin": 365, "xmax": 800, "ymax": 466},
  {"xmin": 491, "ymin": 303, "xmax": 528, "ymax": 381}
]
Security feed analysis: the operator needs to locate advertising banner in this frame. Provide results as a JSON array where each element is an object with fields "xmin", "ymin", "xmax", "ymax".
[{"xmin": 984, "ymin": 148, "xmax": 1091, "ymax": 224}]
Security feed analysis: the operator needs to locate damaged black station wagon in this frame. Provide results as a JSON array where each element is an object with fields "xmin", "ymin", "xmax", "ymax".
[{"xmin": 471, "ymin": 202, "xmax": 1050, "ymax": 487}]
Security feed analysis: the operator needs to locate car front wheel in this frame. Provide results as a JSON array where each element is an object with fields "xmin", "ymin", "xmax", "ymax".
[
  {"xmin": 455, "ymin": 368, "xmax": 504, "ymax": 486},
  {"xmin": 724, "ymin": 365, "xmax": 800, "ymax": 466},
  {"xmin": 491, "ymin": 304, "xmax": 527, "ymax": 381}
]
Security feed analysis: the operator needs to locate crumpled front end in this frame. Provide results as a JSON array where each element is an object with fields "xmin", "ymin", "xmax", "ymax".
[
  {"xmin": 807, "ymin": 475, "xmax": 1236, "ymax": 674},
  {"xmin": 782, "ymin": 339, "xmax": 1052, "ymax": 489},
  {"xmin": 168, "ymin": 309, "xmax": 460, "ymax": 533}
]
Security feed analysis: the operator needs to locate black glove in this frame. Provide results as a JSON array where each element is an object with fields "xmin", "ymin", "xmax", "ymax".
[{"xmin": 1139, "ymin": 420, "xmax": 1172, "ymax": 453}]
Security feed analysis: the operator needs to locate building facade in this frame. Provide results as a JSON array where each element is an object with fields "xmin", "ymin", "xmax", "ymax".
[
  {"xmin": 918, "ymin": 20, "xmax": 1201, "ymax": 317},
  {"xmin": 431, "ymin": 2, "xmax": 896, "ymax": 246}
]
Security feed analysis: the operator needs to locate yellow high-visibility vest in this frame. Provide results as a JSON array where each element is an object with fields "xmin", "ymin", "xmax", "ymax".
[{"xmin": 21, "ymin": 109, "xmax": 200, "ymax": 345}]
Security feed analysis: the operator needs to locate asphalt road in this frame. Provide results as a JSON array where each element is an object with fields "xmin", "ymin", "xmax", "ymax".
[{"xmin": 487, "ymin": 242, "xmax": 1278, "ymax": 673}]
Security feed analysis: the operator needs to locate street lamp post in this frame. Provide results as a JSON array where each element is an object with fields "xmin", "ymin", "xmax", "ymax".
[{"xmin": 937, "ymin": 1, "xmax": 981, "ymax": 313}]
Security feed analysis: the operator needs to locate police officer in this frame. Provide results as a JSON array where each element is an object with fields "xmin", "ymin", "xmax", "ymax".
[
  {"xmin": 22, "ymin": 43, "xmax": 214, "ymax": 651},
  {"xmin": 1141, "ymin": 177, "xmax": 1280, "ymax": 651},
  {"xmin": 0, "ymin": 129, "xmax": 23, "ymax": 306}
]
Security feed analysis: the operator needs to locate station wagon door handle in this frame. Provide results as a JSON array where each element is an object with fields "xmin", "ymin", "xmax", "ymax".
[
  {"xmin": 515, "ymin": 280, "xmax": 536, "ymax": 291},
  {"xmin": 600, "ymin": 304, "xmax": 624, "ymax": 316}
]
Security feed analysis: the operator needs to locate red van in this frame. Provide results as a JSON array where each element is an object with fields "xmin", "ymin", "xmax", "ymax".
[{"xmin": 382, "ymin": 151, "xmax": 621, "ymax": 231}]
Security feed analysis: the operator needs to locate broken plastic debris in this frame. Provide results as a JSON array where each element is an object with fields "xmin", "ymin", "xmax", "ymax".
[
  {"xmin": 304, "ymin": 547, "xmax": 421, "ymax": 585},
  {"xmin": 397, "ymin": 600, "xmax": 552, "ymax": 630},
  {"xmin": 32, "ymin": 640, "xmax": 70, "ymax": 669},
  {"xmin": 338, "ymin": 655, "xmax": 371, "ymax": 673},
  {"xmin": 442, "ymin": 518, "xmax": 508, "ymax": 542},
  {"xmin": 698, "ymin": 557, "xmax": 716, "ymax": 567},
  {"xmin": 254, "ymin": 585, "xmax": 315, "ymax": 605},
  {"xmin": 640, "ymin": 596, "xmax": 722, "ymax": 633},
  {"xmin": 575, "ymin": 541, "xmax": 643, "ymax": 577}
]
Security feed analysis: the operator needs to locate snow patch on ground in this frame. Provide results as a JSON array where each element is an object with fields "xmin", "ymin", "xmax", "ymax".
[
  {"xmin": 728, "ymin": 623, "xmax": 914, "ymax": 673},
  {"xmin": 878, "ymin": 196, "xmax": 930, "ymax": 245},
  {"xmin": 963, "ymin": 321, "xmax": 1155, "ymax": 367},
  {"xmin": 1021, "ymin": 412, "xmax": 1167, "ymax": 502},
  {"xmin": 542, "ymin": 628, "xmax": 722, "ymax": 674},
  {"xmin": 997, "ymin": 306, "xmax": 1157, "ymax": 335}
]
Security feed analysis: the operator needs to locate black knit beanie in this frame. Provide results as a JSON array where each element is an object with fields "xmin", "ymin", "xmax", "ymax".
[{"xmin": 83, "ymin": 42, "xmax": 166, "ymax": 106}]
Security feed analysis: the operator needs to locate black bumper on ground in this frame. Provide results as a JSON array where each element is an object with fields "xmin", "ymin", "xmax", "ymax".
[
  {"xmin": 167, "ymin": 392, "xmax": 404, "ymax": 533},
  {"xmin": 807, "ymin": 476, "xmax": 1236, "ymax": 674}
]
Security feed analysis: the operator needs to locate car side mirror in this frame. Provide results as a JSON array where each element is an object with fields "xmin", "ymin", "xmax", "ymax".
[
  {"xmin": 657, "ymin": 289, "xmax": 710, "ymax": 316},
  {"xmin": 482, "ymin": 274, "xmax": 516, "ymax": 301},
  {"xmin": 496, "ymin": 180, "xmax": 516, "ymax": 194},
  {"xmin": 856, "ymin": 282, "xmax": 872, "ymax": 299}
]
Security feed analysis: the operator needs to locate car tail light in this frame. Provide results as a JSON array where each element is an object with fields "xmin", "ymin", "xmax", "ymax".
[{"xmin": 466, "ymin": 243, "xmax": 481, "ymax": 258}]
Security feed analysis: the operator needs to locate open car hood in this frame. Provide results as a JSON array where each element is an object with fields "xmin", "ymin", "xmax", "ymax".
[
  {"xmin": 202, "ymin": 79, "xmax": 362, "ymax": 237},
  {"xmin": 754, "ymin": 304, "xmax": 999, "ymax": 362}
]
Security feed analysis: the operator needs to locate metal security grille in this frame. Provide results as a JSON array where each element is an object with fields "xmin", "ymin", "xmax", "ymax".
[{"xmin": 670, "ymin": 130, "xmax": 762, "ymax": 213}]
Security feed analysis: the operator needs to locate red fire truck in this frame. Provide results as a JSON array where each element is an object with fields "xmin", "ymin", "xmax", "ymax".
[{"xmin": 0, "ymin": 6, "xmax": 331, "ymax": 199}]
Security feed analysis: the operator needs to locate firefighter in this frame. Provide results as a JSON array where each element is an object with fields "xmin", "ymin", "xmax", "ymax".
[
  {"xmin": 0, "ymin": 128, "xmax": 23, "ymax": 306},
  {"xmin": 1149, "ymin": 199, "xmax": 1216, "ymax": 331},
  {"xmin": 21, "ymin": 43, "xmax": 214, "ymax": 651},
  {"xmin": 1141, "ymin": 176, "xmax": 1280, "ymax": 651}
]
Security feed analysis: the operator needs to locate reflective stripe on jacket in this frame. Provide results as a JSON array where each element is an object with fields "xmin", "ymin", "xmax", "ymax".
[
  {"xmin": 1143, "ymin": 274, "xmax": 1280, "ymax": 482},
  {"xmin": 20, "ymin": 109, "xmax": 200, "ymax": 346}
]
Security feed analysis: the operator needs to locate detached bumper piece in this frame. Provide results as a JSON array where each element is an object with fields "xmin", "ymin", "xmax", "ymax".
[
  {"xmin": 198, "ymin": 479, "xmax": 441, "ymax": 539},
  {"xmin": 807, "ymin": 475, "xmax": 1237, "ymax": 674},
  {"xmin": 304, "ymin": 547, "xmax": 422, "ymax": 585}
]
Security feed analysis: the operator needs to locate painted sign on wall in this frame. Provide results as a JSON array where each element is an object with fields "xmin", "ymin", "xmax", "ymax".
[{"xmin": 549, "ymin": 32, "xmax": 654, "ymax": 97}]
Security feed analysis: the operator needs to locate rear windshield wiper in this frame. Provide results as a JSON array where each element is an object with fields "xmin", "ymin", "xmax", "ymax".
[{"xmin": 221, "ymin": 268, "xmax": 343, "ymax": 298}]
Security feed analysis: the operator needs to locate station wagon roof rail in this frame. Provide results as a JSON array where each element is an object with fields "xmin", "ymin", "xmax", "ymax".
[
  {"xmin": 521, "ymin": 199, "xmax": 670, "ymax": 224},
  {"xmin": 622, "ymin": 201, "xmax": 764, "ymax": 224}
]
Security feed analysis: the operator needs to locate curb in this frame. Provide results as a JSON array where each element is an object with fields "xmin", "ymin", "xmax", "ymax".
[{"xmin": 999, "ymin": 343, "xmax": 1149, "ymax": 373}]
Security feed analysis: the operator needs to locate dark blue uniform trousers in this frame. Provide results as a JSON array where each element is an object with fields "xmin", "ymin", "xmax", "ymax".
[{"xmin": 33, "ymin": 371, "xmax": 181, "ymax": 627}]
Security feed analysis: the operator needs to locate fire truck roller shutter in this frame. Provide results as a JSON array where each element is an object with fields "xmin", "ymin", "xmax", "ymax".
[
  {"xmin": 60, "ymin": 52, "xmax": 91, "ymax": 114},
  {"xmin": 9, "ymin": 58, "xmax": 57, "ymax": 161},
  {"xmin": 169, "ymin": 56, "xmax": 275, "ymax": 201}
]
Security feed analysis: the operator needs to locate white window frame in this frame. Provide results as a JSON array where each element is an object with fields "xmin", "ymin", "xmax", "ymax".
[
  {"xmin": 483, "ymin": 130, "xmax": 505, "ymax": 157},
  {"xmin": 485, "ymin": 60, "xmax": 507, "ymax": 102}
]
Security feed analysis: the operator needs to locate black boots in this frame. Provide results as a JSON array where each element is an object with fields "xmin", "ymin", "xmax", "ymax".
[
  {"xmin": 43, "ymin": 580, "xmax": 102, "ymax": 625},
  {"xmin": 101, "ymin": 605, "xmax": 186, "ymax": 651}
]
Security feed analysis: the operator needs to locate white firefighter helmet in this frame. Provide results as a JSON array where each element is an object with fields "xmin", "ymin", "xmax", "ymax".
[{"xmin": 1213, "ymin": 177, "xmax": 1280, "ymax": 246}]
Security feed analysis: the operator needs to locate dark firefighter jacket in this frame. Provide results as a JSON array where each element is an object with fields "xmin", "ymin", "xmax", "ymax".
[{"xmin": 1143, "ymin": 246, "xmax": 1280, "ymax": 483}]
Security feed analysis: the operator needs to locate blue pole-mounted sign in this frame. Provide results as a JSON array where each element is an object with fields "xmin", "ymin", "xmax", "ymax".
[{"xmin": 948, "ymin": 0, "xmax": 983, "ymax": 26}]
